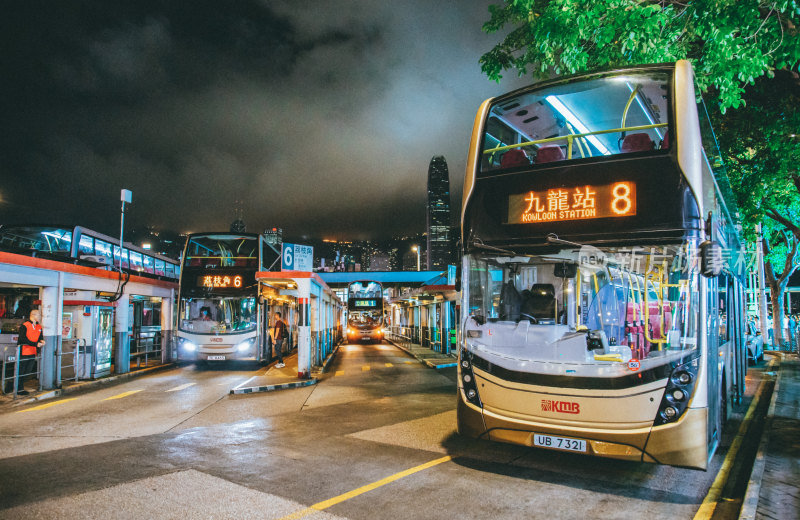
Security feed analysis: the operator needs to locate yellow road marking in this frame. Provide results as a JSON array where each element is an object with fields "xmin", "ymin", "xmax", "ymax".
[
  {"xmin": 166, "ymin": 383, "xmax": 196, "ymax": 392},
  {"xmin": 361, "ymin": 365, "xmax": 370, "ymax": 372},
  {"xmin": 385, "ymin": 363, "xmax": 393, "ymax": 367},
  {"xmin": 694, "ymin": 356, "xmax": 778, "ymax": 520},
  {"xmin": 16, "ymin": 398, "xmax": 77, "ymax": 413},
  {"xmin": 103, "ymin": 390, "xmax": 143, "ymax": 401},
  {"xmin": 404, "ymin": 360, "xmax": 414, "ymax": 364},
  {"xmin": 277, "ymin": 455, "xmax": 452, "ymax": 520},
  {"xmin": 335, "ymin": 370, "xmax": 345, "ymax": 376}
]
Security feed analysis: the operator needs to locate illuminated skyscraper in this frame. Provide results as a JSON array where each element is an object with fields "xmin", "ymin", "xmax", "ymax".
[
  {"xmin": 426, "ymin": 155, "xmax": 452, "ymax": 270},
  {"xmin": 264, "ymin": 227, "xmax": 282, "ymax": 246}
]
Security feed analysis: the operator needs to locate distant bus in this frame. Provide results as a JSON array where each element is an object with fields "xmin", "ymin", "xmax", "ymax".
[
  {"xmin": 346, "ymin": 280, "xmax": 384, "ymax": 343},
  {"xmin": 176, "ymin": 232, "xmax": 278, "ymax": 363},
  {"xmin": 457, "ymin": 61, "xmax": 747, "ymax": 470},
  {"xmin": 0, "ymin": 225, "xmax": 179, "ymax": 280}
]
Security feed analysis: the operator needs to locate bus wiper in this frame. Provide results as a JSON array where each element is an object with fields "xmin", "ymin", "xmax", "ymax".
[
  {"xmin": 546, "ymin": 233, "xmax": 586, "ymax": 249},
  {"xmin": 469, "ymin": 238, "xmax": 517, "ymax": 256}
]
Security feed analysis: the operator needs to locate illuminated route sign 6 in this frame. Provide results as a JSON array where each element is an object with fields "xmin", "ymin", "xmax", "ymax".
[
  {"xmin": 197, "ymin": 274, "xmax": 243, "ymax": 289},
  {"xmin": 507, "ymin": 181, "xmax": 636, "ymax": 224}
]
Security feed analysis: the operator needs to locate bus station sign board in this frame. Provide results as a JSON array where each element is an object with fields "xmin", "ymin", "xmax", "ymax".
[{"xmin": 282, "ymin": 243, "xmax": 314, "ymax": 272}]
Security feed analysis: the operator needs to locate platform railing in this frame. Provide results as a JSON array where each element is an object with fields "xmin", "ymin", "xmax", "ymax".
[
  {"xmin": 130, "ymin": 330, "xmax": 163, "ymax": 369},
  {"xmin": 386, "ymin": 325, "xmax": 415, "ymax": 350},
  {"xmin": 1, "ymin": 347, "xmax": 41, "ymax": 398}
]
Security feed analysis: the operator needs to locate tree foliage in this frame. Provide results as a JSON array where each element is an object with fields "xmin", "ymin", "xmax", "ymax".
[{"xmin": 481, "ymin": 0, "xmax": 800, "ymax": 111}]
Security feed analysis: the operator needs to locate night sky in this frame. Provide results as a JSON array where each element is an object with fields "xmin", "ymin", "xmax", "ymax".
[{"xmin": 1, "ymin": 1, "xmax": 526, "ymax": 240}]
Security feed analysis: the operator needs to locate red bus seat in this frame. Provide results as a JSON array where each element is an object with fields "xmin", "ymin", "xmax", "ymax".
[
  {"xmin": 621, "ymin": 133, "xmax": 655, "ymax": 153},
  {"xmin": 500, "ymin": 149, "xmax": 530, "ymax": 168},
  {"xmin": 536, "ymin": 145, "xmax": 565, "ymax": 163}
]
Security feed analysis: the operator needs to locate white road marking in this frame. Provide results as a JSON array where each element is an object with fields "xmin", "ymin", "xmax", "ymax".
[{"xmin": 166, "ymin": 382, "xmax": 197, "ymax": 392}]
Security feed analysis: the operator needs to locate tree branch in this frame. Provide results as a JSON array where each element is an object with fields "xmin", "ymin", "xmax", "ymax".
[{"xmin": 766, "ymin": 208, "xmax": 800, "ymax": 240}]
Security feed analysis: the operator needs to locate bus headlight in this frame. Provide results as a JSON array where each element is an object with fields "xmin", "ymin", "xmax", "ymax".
[
  {"xmin": 654, "ymin": 357, "xmax": 699, "ymax": 425},
  {"xmin": 237, "ymin": 339, "xmax": 253, "ymax": 352},
  {"xmin": 183, "ymin": 341, "xmax": 197, "ymax": 352},
  {"xmin": 459, "ymin": 348, "xmax": 482, "ymax": 407}
]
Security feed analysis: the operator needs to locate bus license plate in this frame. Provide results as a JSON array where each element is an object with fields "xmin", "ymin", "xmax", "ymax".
[
  {"xmin": 207, "ymin": 355, "xmax": 226, "ymax": 361},
  {"xmin": 533, "ymin": 434, "xmax": 587, "ymax": 453}
]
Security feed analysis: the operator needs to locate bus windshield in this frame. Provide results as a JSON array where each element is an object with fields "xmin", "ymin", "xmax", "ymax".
[
  {"xmin": 481, "ymin": 70, "xmax": 670, "ymax": 173},
  {"xmin": 185, "ymin": 234, "xmax": 258, "ymax": 268},
  {"xmin": 179, "ymin": 296, "xmax": 257, "ymax": 334},
  {"xmin": 465, "ymin": 243, "xmax": 699, "ymax": 365}
]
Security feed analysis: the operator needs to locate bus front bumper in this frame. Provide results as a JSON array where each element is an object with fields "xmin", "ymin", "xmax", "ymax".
[{"xmin": 458, "ymin": 395, "xmax": 709, "ymax": 470}]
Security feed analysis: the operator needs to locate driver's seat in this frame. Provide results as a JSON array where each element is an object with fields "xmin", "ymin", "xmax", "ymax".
[{"xmin": 521, "ymin": 283, "xmax": 556, "ymax": 320}]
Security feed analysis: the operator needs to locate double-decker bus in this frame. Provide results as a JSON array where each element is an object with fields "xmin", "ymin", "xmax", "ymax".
[
  {"xmin": 177, "ymin": 232, "xmax": 278, "ymax": 363},
  {"xmin": 346, "ymin": 280, "xmax": 385, "ymax": 343},
  {"xmin": 0, "ymin": 225, "xmax": 180, "ymax": 280},
  {"xmin": 457, "ymin": 61, "xmax": 747, "ymax": 470}
]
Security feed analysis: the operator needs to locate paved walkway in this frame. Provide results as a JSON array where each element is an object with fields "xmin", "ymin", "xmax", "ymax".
[{"xmin": 741, "ymin": 352, "xmax": 800, "ymax": 520}]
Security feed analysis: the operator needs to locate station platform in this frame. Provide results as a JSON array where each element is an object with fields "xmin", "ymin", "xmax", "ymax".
[
  {"xmin": 386, "ymin": 337, "xmax": 456, "ymax": 369},
  {"xmin": 740, "ymin": 351, "xmax": 800, "ymax": 520},
  {"xmin": 0, "ymin": 363, "xmax": 174, "ymax": 411},
  {"xmin": 229, "ymin": 344, "xmax": 343, "ymax": 395}
]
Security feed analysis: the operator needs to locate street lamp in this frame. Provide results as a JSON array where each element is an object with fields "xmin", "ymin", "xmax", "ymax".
[
  {"xmin": 411, "ymin": 245, "xmax": 420, "ymax": 271},
  {"xmin": 119, "ymin": 189, "xmax": 132, "ymax": 270}
]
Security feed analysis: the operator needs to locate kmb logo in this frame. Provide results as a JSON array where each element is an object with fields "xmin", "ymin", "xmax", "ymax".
[{"xmin": 541, "ymin": 399, "xmax": 580, "ymax": 414}]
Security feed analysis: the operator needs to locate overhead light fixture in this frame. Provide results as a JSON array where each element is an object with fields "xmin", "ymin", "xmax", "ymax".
[{"xmin": 545, "ymin": 95, "xmax": 611, "ymax": 155}]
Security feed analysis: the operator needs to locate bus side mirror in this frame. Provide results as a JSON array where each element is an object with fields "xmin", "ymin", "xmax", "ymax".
[{"xmin": 700, "ymin": 240, "xmax": 723, "ymax": 277}]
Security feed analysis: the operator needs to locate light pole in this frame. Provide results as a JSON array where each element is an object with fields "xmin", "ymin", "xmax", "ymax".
[
  {"xmin": 411, "ymin": 245, "xmax": 420, "ymax": 271},
  {"xmin": 119, "ymin": 189, "xmax": 132, "ymax": 270}
]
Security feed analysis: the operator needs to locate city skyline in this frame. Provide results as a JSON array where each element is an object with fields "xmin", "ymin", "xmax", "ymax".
[{"xmin": 0, "ymin": 1, "xmax": 527, "ymax": 241}]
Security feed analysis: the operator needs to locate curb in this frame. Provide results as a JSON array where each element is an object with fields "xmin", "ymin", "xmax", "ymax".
[
  {"xmin": 318, "ymin": 342, "xmax": 343, "ymax": 374},
  {"xmin": 2, "ymin": 362, "xmax": 177, "ymax": 408},
  {"xmin": 738, "ymin": 353, "xmax": 784, "ymax": 520},
  {"xmin": 386, "ymin": 338, "xmax": 456, "ymax": 369},
  {"xmin": 230, "ymin": 378, "xmax": 318, "ymax": 394}
]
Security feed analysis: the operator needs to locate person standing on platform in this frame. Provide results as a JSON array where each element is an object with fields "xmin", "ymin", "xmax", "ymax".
[
  {"xmin": 272, "ymin": 311, "xmax": 287, "ymax": 368},
  {"xmin": 16, "ymin": 309, "xmax": 45, "ymax": 395}
]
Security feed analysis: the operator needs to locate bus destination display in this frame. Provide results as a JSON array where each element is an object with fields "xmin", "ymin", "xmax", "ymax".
[
  {"xmin": 354, "ymin": 299, "xmax": 377, "ymax": 308},
  {"xmin": 197, "ymin": 274, "xmax": 243, "ymax": 289},
  {"xmin": 507, "ymin": 181, "xmax": 636, "ymax": 224}
]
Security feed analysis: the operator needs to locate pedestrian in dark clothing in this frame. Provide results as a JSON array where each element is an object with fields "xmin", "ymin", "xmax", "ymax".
[
  {"xmin": 272, "ymin": 312, "xmax": 288, "ymax": 368},
  {"xmin": 16, "ymin": 309, "xmax": 45, "ymax": 395}
]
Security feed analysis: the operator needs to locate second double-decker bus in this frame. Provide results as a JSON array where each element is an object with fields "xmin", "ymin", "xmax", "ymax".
[
  {"xmin": 457, "ymin": 60, "xmax": 747, "ymax": 470},
  {"xmin": 346, "ymin": 280, "xmax": 385, "ymax": 343},
  {"xmin": 177, "ymin": 232, "xmax": 278, "ymax": 363}
]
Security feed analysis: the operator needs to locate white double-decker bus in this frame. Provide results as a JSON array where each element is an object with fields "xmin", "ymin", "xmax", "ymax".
[
  {"xmin": 176, "ymin": 232, "xmax": 278, "ymax": 363},
  {"xmin": 457, "ymin": 61, "xmax": 747, "ymax": 470}
]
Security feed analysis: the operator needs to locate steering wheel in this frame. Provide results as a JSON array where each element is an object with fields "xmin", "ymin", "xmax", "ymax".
[{"xmin": 520, "ymin": 313, "xmax": 538, "ymax": 324}]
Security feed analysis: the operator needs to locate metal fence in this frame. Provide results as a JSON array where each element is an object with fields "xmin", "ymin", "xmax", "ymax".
[
  {"xmin": 386, "ymin": 325, "xmax": 415, "ymax": 350},
  {"xmin": 1, "ymin": 347, "xmax": 41, "ymax": 398},
  {"xmin": 130, "ymin": 329, "xmax": 164, "ymax": 369}
]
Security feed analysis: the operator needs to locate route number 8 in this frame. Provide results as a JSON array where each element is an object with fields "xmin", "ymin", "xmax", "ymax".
[{"xmin": 611, "ymin": 183, "xmax": 632, "ymax": 215}]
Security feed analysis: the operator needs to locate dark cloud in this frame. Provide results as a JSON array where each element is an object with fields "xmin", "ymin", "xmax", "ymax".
[{"xmin": 0, "ymin": 0, "xmax": 525, "ymax": 240}]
